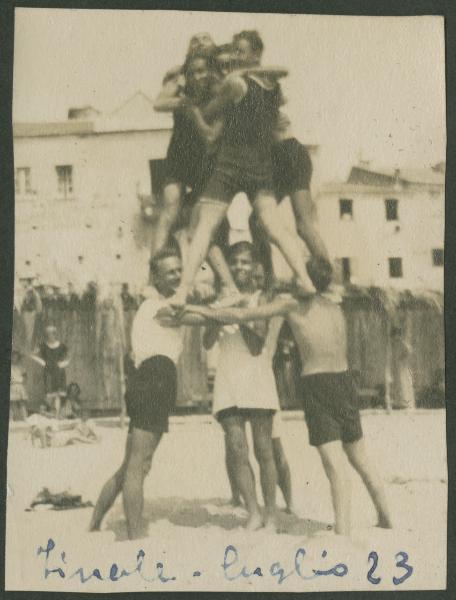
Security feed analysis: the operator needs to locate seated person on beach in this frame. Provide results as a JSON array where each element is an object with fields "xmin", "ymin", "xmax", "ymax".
[
  {"xmin": 28, "ymin": 405, "xmax": 57, "ymax": 449},
  {"xmin": 42, "ymin": 410, "xmax": 99, "ymax": 447},
  {"xmin": 59, "ymin": 382, "xmax": 82, "ymax": 419},
  {"xmin": 184, "ymin": 256, "xmax": 393, "ymax": 536}
]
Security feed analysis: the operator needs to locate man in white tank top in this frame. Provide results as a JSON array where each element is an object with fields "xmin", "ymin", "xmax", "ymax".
[
  {"xmin": 202, "ymin": 241, "xmax": 283, "ymax": 532},
  {"xmin": 89, "ymin": 250, "xmax": 209, "ymax": 539}
]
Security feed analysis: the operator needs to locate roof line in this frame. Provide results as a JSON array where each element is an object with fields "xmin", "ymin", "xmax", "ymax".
[
  {"xmin": 109, "ymin": 90, "xmax": 154, "ymax": 116},
  {"xmin": 14, "ymin": 126, "xmax": 172, "ymax": 138}
]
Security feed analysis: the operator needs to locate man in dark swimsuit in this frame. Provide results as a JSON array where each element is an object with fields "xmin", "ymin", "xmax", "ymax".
[
  {"xmin": 151, "ymin": 45, "xmax": 222, "ymax": 256},
  {"xmin": 171, "ymin": 30, "xmax": 313, "ymax": 307}
]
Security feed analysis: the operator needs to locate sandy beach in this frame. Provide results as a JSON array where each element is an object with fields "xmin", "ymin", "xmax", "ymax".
[{"xmin": 6, "ymin": 409, "xmax": 447, "ymax": 592}]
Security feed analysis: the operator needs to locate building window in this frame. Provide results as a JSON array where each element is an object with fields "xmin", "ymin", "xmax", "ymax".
[
  {"xmin": 341, "ymin": 258, "xmax": 351, "ymax": 283},
  {"xmin": 339, "ymin": 198, "xmax": 353, "ymax": 220},
  {"xmin": 432, "ymin": 248, "xmax": 444, "ymax": 267},
  {"xmin": 56, "ymin": 165, "xmax": 73, "ymax": 199},
  {"xmin": 388, "ymin": 257, "xmax": 403, "ymax": 278},
  {"xmin": 15, "ymin": 167, "xmax": 32, "ymax": 195},
  {"xmin": 385, "ymin": 198, "xmax": 399, "ymax": 221}
]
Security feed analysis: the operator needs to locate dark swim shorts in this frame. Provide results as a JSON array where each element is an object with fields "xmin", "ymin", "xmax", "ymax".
[{"xmin": 301, "ymin": 371, "xmax": 363, "ymax": 447}]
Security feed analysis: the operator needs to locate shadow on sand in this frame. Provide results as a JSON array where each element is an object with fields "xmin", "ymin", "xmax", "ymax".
[{"xmin": 106, "ymin": 497, "xmax": 330, "ymax": 542}]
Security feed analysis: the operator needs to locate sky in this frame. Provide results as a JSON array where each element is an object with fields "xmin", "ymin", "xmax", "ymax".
[{"xmin": 13, "ymin": 9, "xmax": 446, "ymax": 181}]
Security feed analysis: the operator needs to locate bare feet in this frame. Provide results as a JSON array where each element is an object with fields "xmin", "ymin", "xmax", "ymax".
[
  {"xmin": 245, "ymin": 512, "xmax": 263, "ymax": 531},
  {"xmin": 230, "ymin": 497, "xmax": 243, "ymax": 508},
  {"xmin": 263, "ymin": 512, "xmax": 279, "ymax": 533},
  {"xmin": 377, "ymin": 515, "xmax": 393, "ymax": 529},
  {"xmin": 284, "ymin": 505, "xmax": 298, "ymax": 517}
]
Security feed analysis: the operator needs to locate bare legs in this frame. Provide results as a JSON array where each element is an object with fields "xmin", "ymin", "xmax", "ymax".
[
  {"xmin": 150, "ymin": 182, "xmax": 182, "ymax": 257},
  {"xmin": 221, "ymin": 415, "xmax": 262, "ymax": 530},
  {"xmin": 343, "ymin": 438, "xmax": 393, "ymax": 528},
  {"xmin": 290, "ymin": 189, "xmax": 329, "ymax": 262},
  {"xmin": 173, "ymin": 201, "xmax": 228, "ymax": 305},
  {"xmin": 254, "ymin": 193, "xmax": 312, "ymax": 292},
  {"xmin": 225, "ymin": 441, "xmax": 242, "ymax": 506},
  {"xmin": 208, "ymin": 245, "xmax": 238, "ymax": 293},
  {"xmin": 250, "ymin": 412, "xmax": 278, "ymax": 531},
  {"xmin": 317, "ymin": 438, "xmax": 393, "ymax": 536},
  {"xmin": 89, "ymin": 428, "xmax": 163, "ymax": 539},
  {"xmin": 225, "ymin": 436, "xmax": 256, "ymax": 507},
  {"xmin": 273, "ymin": 437, "xmax": 295, "ymax": 514},
  {"xmin": 89, "ymin": 433, "xmax": 133, "ymax": 531},
  {"xmin": 173, "ymin": 189, "xmax": 319, "ymax": 306},
  {"xmin": 318, "ymin": 441, "xmax": 351, "ymax": 536}
]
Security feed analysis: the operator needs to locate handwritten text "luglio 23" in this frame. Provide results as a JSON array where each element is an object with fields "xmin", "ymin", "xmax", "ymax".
[{"xmin": 37, "ymin": 539, "xmax": 413, "ymax": 586}]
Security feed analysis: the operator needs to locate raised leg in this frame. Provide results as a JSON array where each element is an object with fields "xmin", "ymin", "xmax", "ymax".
[
  {"xmin": 250, "ymin": 412, "xmax": 278, "ymax": 531},
  {"xmin": 317, "ymin": 440, "xmax": 351, "ymax": 536},
  {"xmin": 122, "ymin": 427, "xmax": 163, "ymax": 540},
  {"xmin": 343, "ymin": 438, "xmax": 393, "ymax": 528}
]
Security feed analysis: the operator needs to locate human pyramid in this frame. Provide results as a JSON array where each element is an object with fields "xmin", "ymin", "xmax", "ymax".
[{"xmin": 90, "ymin": 31, "xmax": 393, "ymax": 539}]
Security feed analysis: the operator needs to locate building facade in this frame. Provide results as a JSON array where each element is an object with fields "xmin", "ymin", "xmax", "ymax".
[
  {"xmin": 316, "ymin": 164, "xmax": 445, "ymax": 291},
  {"xmin": 14, "ymin": 92, "xmax": 173, "ymax": 291},
  {"xmin": 13, "ymin": 93, "xmax": 320, "ymax": 290}
]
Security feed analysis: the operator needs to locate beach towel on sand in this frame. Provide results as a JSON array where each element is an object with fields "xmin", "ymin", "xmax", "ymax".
[{"xmin": 26, "ymin": 487, "xmax": 93, "ymax": 511}]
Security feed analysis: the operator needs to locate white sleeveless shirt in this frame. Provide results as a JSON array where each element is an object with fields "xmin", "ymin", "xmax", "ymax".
[{"xmin": 212, "ymin": 290, "xmax": 282, "ymax": 414}]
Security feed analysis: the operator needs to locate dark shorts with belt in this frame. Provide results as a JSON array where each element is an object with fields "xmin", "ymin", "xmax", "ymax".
[
  {"xmin": 203, "ymin": 143, "xmax": 275, "ymax": 205},
  {"xmin": 125, "ymin": 355, "xmax": 177, "ymax": 434},
  {"xmin": 272, "ymin": 137, "xmax": 313, "ymax": 201},
  {"xmin": 301, "ymin": 371, "xmax": 363, "ymax": 447}
]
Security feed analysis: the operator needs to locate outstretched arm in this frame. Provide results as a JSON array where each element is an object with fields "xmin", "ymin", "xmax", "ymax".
[
  {"xmin": 201, "ymin": 75, "xmax": 247, "ymax": 122},
  {"xmin": 243, "ymin": 66, "xmax": 288, "ymax": 79},
  {"xmin": 185, "ymin": 294, "xmax": 299, "ymax": 324},
  {"xmin": 153, "ymin": 68, "xmax": 185, "ymax": 112},
  {"xmin": 155, "ymin": 306, "xmax": 209, "ymax": 327},
  {"xmin": 185, "ymin": 108, "xmax": 224, "ymax": 145}
]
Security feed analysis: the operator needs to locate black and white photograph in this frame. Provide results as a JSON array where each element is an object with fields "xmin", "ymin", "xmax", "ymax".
[{"xmin": 6, "ymin": 7, "xmax": 446, "ymax": 592}]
